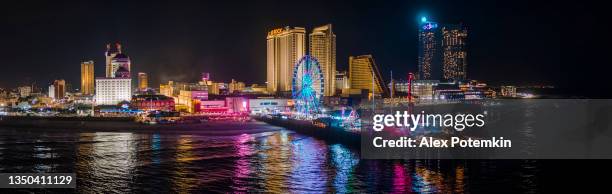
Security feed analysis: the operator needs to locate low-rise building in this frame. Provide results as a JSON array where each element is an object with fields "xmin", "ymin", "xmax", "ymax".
[
  {"xmin": 178, "ymin": 90, "xmax": 208, "ymax": 113},
  {"xmin": 500, "ymin": 86, "xmax": 517, "ymax": 98},
  {"xmin": 131, "ymin": 94, "xmax": 175, "ymax": 112},
  {"xmin": 248, "ymin": 98, "xmax": 292, "ymax": 114}
]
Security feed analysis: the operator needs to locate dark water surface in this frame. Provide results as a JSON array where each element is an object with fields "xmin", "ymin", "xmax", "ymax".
[{"xmin": 0, "ymin": 122, "xmax": 540, "ymax": 193}]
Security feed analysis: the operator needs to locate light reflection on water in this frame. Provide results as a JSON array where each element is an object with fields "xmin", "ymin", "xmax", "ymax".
[{"xmin": 0, "ymin": 125, "xmax": 538, "ymax": 193}]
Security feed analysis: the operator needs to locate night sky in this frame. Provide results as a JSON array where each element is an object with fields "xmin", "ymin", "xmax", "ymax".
[{"xmin": 0, "ymin": 1, "xmax": 607, "ymax": 96}]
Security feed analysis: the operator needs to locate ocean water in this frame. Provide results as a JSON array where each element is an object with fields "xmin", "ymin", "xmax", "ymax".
[{"xmin": 0, "ymin": 122, "xmax": 539, "ymax": 193}]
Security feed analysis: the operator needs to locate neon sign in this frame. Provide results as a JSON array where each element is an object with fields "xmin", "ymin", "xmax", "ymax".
[
  {"xmin": 268, "ymin": 28, "xmax": 284, "ymax": 36},
  {"xmin": 422, "ymin": 22, "xmax": 438, "ymax": 30}
]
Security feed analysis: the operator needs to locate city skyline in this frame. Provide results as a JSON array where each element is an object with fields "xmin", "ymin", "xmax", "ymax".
[
  {"xmin": 1, "ymin": 1, "xmax": 594, "ymax": 95},
  {"xmin": 0, "ymin": 2, "xmax": 609, "ymax": 192}
]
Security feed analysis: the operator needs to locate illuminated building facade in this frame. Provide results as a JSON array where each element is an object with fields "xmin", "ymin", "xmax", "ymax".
[
  {"xmin": 225, "ymin": 97, "xmax": 248, "ymax": 113},
  {"xmin": 434, "ymin": 82, "xmax": 484, "ymax": 100},
  {"xmin": 418, "ymin": 18, "xmax": 468, "ymax": 81},
  {"xmin": 95, "ymin": 68, "xmax": 132, "ymax": 105},
  {"xmin": 159, "ymin": 81, "xmax": 190, "ymax": 98},
  {"xmin": 228, "ymin": 79, "xmax": 245, "ymax": 94},
  {"xmin": 198, "ymin": 100, "xmax": 228, "ymax": 114},
  {"xmin": 138, "ymin": 72, "xmax": 148, "ymax": 91},
  {"xmin": 348, "ymin": 55, "xmax": 387, "ymax": 96},
  {"xmin": 309, "ymin": 24, "xmax": 336, "ymax": 96},
  {"xmin": 81, "ymin": 60, "xmax": 94, "ymax": 95},
  {"xmin": 178, "ymin": 90, "xmax": 208, "ymax": 113},
  {"xmin": 500, "ymin": 86, "xmax": 517, "ymax": 97},
  {"xmin": 266, "ymin": 26, "xmax": 306, "ymax": 94},
  {"xmin": 442, "ymin": 24, "xmax": 468, "ymax": 80},
  {"xmin": 418, "ymin": 19, "xmax": 441, "ymax": 80},
  {"xmin": 335, "ymin": 71, "xmax": 349, "ymax": 92},
  {"xmin": 53, "ymin": 79, "xmax": 66, "ymax": 99},
  {"xmin": 207, "ymin": 82, "xmax": 221, "ymax": 95},
  {"xmin": 48, "ymin": 85, "xmax": 55, "ymax": 99},
  {"xmin": 131, "ymin": 94, "xmax": 175, "ymax": 111},
  {"xmin": 105, "ymin": 43, "xmax": 131, "ymax": 78},
  {"xmin": 159, "ymin": 83, "xmax": 173, "ymax": 97},
  {"xmin": 172, "ymin": 82, "xmax": 209, "ymax": 113},
  {"xmin": 248, "ymin": 99, "xmax": 292, "ymax": 114},
  {"xmin": 411, "ymin": 80, "xmax": 439, "ymax": 100}
]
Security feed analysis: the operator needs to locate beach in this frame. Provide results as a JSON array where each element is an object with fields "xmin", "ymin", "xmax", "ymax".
[{"xmin": 0, "ymin": 116, "xmax": 281, "ymax": 135}]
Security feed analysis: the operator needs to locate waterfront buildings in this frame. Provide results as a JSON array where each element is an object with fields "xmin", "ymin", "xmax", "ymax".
[
  {"xmin": 310, "ymin": 24, "xmax": 336, "ymax": 96},
  {"xmin": 348, "ymin": 55, "xmax": 387, "ymax": 97},
  {"xmin": 411, "ymin": 80, "xmax": 439, "ymax": 100},
  {"xmin": 228, "ymin": 79, "xmax": 245, "ymax": 94},
  {"xmin": 388, "ymin": 79, "xmax": 494, "ymax": 101},
  {"xmin": 159, "ymin": 81, "xmax": 190, "ymax": 98},
  {"xmin": 225, "ymin": 97, "xmax": 248, "ymax": 113},
  {"xmin": 418, "ymin": 18, "xmax": 468, "ymax": 81},
  {"xmin": 138, "ymin": 72, "xmax": 148, "ymax": 91},
  {"xmin": 53, "ymin": 80, "xmax": 66, "ymax": 99},
  {"xmin": 81, "ymin": 60, "xmax": 94, "ymax": 95},
  {"xmin": 500, "ymin": 86, "xmax": 517, "ymax": 97},
  {"xmin": 435, "ymin": 82, "xmax": 484, "ymax": 100},
  {"xmin": 389, "ymin": 79, "xmax": 439, "ymax": 99},
  {"xmin": 167, "ymin": 82, "xmax": 209, "ymax": 113},
  {"xmin": 248, "ymin": 98, "xmax": 292, "ymax": 114},
  {"xmin": 95, "ymin": 67, "xmax": 131, "ymax": 105},
  {"xmin": 178, "ymin": 90, "xmax": 208, "ymax": 113},
  {"xmin": 131, "ymin": 94, "xmax": 175, "ymax": 111},
  {"xmin": 199, "ymin": 100, "xmax": 228, "ymax": 114},
  {"xmin": 266, "ymin": 26, "xmax": 306, "ymax": 95}
]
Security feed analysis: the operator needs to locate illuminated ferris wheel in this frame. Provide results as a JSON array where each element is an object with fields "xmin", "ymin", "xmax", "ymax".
[{"xmin": 292, "ymin": 55, "xmax": 324, "ymax": 117}]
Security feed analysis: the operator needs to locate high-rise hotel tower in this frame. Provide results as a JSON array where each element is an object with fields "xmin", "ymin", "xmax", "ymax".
[
  {"xmin": 266, "ymin": 26, "xmax": 306, "ymax": 95},
  {"xmin": 418, "ymin": 18, "xmax": 468, "ymax": 81},
  {"xmin": 418, "ymin": 20, "xmax": 441, "ymax": 80},
  {"xmin": 309, "ymin": 24, "xmax": 336, "ymax": 96},
  {"xmin": 80, "ymin": 60, "xmax": 94, "ymax": 95},
  {"xmin": 441, "ymin": 24, "xmax": 468, "ymax": 80},
  {"xmin": 348, "ymin": 55, "xmax": 387, "ymax": 96},
  {"xmin": 97, "ymin": 43, "xmax": 132, "ymax": 105},
  {"xmin": 138, "ymin": 72, "xmax": 148, "ymax": 91}
]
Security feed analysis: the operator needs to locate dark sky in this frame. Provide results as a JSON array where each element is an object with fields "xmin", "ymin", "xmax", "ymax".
[{"xmin": 0, "ymin": 0, "xmax": 607, "ymax": 96}]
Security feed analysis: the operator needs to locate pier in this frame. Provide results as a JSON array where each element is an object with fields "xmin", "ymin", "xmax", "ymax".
[{"xmin": 256, "ymin": 116, "xmax": 361, "ymax": 148}]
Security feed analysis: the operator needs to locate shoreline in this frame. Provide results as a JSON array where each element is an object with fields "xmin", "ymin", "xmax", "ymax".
[{"xmin": 0, "ymin": 116, "xmax": 282, "ymax": 135}]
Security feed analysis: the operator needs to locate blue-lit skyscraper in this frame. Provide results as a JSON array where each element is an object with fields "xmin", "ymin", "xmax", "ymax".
[
  {"xmin": 418, "ymin": 20, "xmax": 442, "ymax": 80},
  {"xmin": 418, "ymin": 18, "xmax": 468, "ymax": 81}
]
